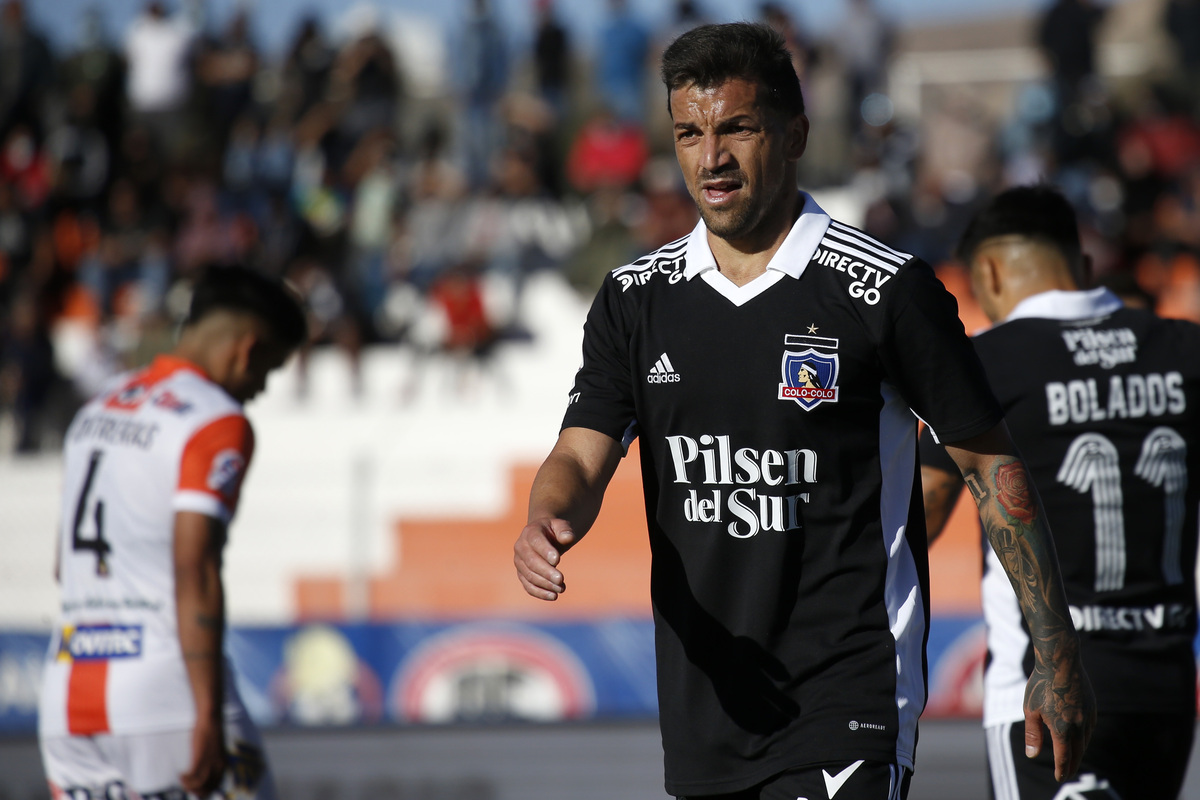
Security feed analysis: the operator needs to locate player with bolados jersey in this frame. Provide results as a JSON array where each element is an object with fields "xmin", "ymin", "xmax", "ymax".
[
  {"xmin": 514, "ymin": 22, "xmax": 1094, "ymax": 800},
  {"xmin": 921, "ymin": 185, "xmax": 1200, "ymax": 800},
  {"xmin": 38, "ymin": 266, "xmax": 306, "ymax": 799}
]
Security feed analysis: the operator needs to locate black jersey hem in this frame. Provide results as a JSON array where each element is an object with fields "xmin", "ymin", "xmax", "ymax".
[
  {"xmin": 559, "ymin": 415, "xmax": 632, "ymax": 447},
  {"xmin": 662, "ymin": 744, "xmax": 911, "ymax": 796}
]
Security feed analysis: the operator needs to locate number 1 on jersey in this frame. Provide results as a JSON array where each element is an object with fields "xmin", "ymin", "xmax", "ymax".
[
  {"xmin": 72, "ymin": 449, "xmax": 111, "ymax": 576},
  {"xmin": 1057, "ymin": 427, "xmax": 1187, "ymax": 592}
]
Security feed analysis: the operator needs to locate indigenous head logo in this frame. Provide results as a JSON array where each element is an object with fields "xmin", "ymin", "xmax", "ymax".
[{"xmin": 778, "ymin": 334, "xmax": 840, "ymax": 411}]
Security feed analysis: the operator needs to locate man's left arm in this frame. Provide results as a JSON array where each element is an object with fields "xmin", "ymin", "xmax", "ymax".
[
  {"xmin": 943, "ymin": 422, "xmax": 1096, "ymax": 783},
  {"xmin": 175, "ymin": 510, "xmax": 228, "ymax": 796}
]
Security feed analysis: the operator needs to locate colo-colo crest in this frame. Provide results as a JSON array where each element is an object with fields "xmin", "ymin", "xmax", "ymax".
[{"xmin": 778, "ymin": 334, "xmax": 840, "ymax": 411}]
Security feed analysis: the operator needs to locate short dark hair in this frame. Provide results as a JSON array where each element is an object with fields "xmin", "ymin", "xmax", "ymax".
[
  {"xmin": 956, "ymin": 184, "xmax": 1082, "ymax": 271},
  {"xmin": 186, "ymin": 265, "xmax": 308, "ymax": 350},
  {"xmin": 660, "ymin": 22, "xmax": 804, "ymax": 117}
]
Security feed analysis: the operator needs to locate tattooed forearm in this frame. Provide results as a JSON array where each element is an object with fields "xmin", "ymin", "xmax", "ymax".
[
  {"xmin": 963, "ymin": 456, "xmax": 1091, "ymax": 744},
  {"xmin": 964, "ymin": 472, "xmax": 989, "ymax": 503},
  {"xmin": 946, "ymin": 426, "xmax": 1094, "ymax": 778},
  {"xmin": 964, "ymin": 458, "xmax": 1067, "ymax": 635}
]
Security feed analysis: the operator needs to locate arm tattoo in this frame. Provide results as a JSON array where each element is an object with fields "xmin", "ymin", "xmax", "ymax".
[
  {"xmin": 964, "ymin": 457, "xmax": 1087, "ymax": 740},
  {"xmin": 964, "ymin": 473, "xmax": 989, "ymax": 503},
  {"xmin": 195, "ymin": 613, "xmax": 223, "ymax": 630}
]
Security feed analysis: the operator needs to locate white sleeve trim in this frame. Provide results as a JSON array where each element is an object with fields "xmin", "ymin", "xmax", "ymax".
[{"xmin": 173, "ymin": 490, "xmax": 233, "ymax": 525}]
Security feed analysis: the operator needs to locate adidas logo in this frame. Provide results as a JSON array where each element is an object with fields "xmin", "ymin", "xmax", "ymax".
[{"xmin": 647, "ymin": 353, "xmax": 681, "ymax": 384}]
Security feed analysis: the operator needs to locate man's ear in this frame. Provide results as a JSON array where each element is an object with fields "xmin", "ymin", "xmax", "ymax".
[
  {"xmin": 976, "ymin": 255, "xmax": 1003, "ymax": 300},
  {"xmin": 787, "ymin": 114, "xmax": 810, "ymax": 161},
  {"xmin": 232, "ymin": 329, "xmax": 258, "ymax": 376}
]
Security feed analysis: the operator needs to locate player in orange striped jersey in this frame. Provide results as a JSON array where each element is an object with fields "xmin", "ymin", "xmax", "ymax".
[{"xmin": 39, "ymin": 266, "xmax": 306, "ymax": 800}]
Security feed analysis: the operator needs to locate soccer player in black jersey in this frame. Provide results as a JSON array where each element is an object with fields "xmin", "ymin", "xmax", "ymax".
[
  {"xmin": 921, "ymin": 186, "xmax": 1200, "ymax": 800},
  {"xmin": 514, "ymin": 24, "xmax": 1094, "ymax": 800}
]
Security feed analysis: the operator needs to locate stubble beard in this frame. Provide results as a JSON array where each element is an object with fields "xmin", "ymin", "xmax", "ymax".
[{"xmin": 695, "ymin": 194, "xmax": 760, "ymax": 241}]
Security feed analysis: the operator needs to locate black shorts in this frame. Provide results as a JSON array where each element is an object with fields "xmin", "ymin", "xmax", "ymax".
[
  {"xmin": 678, "ymin": 760, "xmax": 911, "ymax": 800},
  {"xmin": 986, "ymin": 713, "xmax": 1195, "ymax": 800}
]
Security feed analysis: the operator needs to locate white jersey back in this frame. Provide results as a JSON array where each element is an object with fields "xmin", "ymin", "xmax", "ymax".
[{"xmin": 39, "ymin": 356, "xmax": 254, "ymax": 736}]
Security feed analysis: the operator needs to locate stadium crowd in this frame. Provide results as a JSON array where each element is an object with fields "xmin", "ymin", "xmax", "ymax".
[{"xmin": 1, "ymin": 0, "xmax": 1199, "ymax": 453}]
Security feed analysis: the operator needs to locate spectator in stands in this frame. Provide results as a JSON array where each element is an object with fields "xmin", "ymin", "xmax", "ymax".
[
  {"xmin": 0, "ymin": 288, "xmax": 57, "ymax": 452},
  {"xmin": 279, "ymin": 16, "xmax": 334, "ymax": 124},
  {"xmin": 344, "ymin": 129, "xmax": 400, "ymax": 329},
  {"xmin": 0, "ymin": 180, "xmax": 31, "ymax": 303},
  {"xmin": 0, "ymin": 0, "xmax": 52, "ymax": 141},
  {"xmin": 661, "ymin": 1, "xmax": 707, "ymax": 51},
  {"xmin": 46, "ymin": 86, "xmax": 113, "ymax": 209},
  {"xmin": 596, "ymin": 0, "xmax": 650, "ymax": 123},
  {"xmin": 834, "ymin": 0, "xmax": 892, "ymax": 140},
  {"xmin": 1038, "ymin": 0, "xmax": 1107, "ymax": 166},
  {"xmin": 566, "ymin": 109, "xmax": 648, "ymax": 194},
  {"xmin": 77, "ymin": 178, "xmax": 162, "ymax": 321},
  {"xmin": 0, "ymin": 123, "xmax": 49, "ymax": 211},
  {"xmin": 1165, "ymin": 0, "xmax": 1200, "ymax": 114},
  {"xmin": 460, "ymin": 0, "xmax": 509, "ymax": 189},
  {"xmin": 532, "ymin": 0, "xmax": 570, "ymax": 120},
  {"xmin": 58, "ymin": 7, "xmax": 126, "ymax": 156},
  {"xmin": 1038, "ymin": 0, "xmax": 1105, "ymax": 105},
  {"xmin": 328, "ymin": 27, "xmax": 402, "ymax": 171},
  {"xmin": 125, "ymin": 0, "xmax": 197, "ymax": 164},
  {"xmin": 197, "ymin": 8, "xmax": 259, "ymax": 154},
  {"xmin": 761, "ymin": 3, "xmax": 818, "ymax": 94}
]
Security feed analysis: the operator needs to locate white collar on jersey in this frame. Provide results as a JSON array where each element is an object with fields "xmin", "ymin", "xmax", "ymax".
[
  {"xmin": 1002, "ymin": 287, "xmax": 1124, "ymax": 324},
  {"xmin": 682, "ymin": 191, "xmax": 833, "ymax": 281}
]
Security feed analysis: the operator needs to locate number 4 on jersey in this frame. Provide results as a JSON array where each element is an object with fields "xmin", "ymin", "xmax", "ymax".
[{"xmin": 72, "ymin": 450, "xmax": 111, "ymax": 576}]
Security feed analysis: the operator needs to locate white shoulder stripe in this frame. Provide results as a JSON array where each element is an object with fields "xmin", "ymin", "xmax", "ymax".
[
  {"xmin": 613, "ymin": 237, "xmax": 688, "ymax": 275},
  {"xmin": 828, "ymin": 220, "xmax": 910, "ymax": 258},
  {"xmin": 825, "ymin": 229, "xmax": 907, "ymax": 267},
  {"xmin": 826, "ymin": 223, "xmax": 910, "ymax": 265},
  {"xmin": 819, "ymin": 237, "xmax": 902, "ymax": 274}
]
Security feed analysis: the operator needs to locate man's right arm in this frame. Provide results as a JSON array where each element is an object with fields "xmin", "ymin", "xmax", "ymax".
[
  {"xmin": 919, "ymin": 424, "xmax": 967, "ymax": 547},
  {"xmin": 513, "ymin": 426, "xmax": 625, "ymax": 601},
  {"xmin": 921, "ymin": 464, "xmax": 965, "ymax": 547}
]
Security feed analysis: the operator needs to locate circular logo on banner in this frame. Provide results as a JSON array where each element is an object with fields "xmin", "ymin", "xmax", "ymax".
[{"xmin": 391, "ymin": 625, "xmax": 595, "ymax": 723}]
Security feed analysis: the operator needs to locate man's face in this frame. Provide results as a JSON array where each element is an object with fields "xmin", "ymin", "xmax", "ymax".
[
  {"xmin": 230, "ymin": 334, "xmax": 293, "ymax": 403},
  {"xmin": 669, "ymin": 78, "xmax": 807, "ymax": 244}
]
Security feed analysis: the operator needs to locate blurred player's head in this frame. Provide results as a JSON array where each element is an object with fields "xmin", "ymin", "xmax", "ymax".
[
  {"xmin": 179, "ymin": 265, "xmax": 307, "ymax": 402},
  {"xmin": 660, "ymin": 22, "xmax": 804, "ymax": 119},
  {"xmin": 957, "ymin": 185, "xmax": 1088, "ymax": 323}
]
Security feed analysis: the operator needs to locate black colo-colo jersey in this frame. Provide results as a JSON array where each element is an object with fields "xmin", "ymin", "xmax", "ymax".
[
  {"xmin": 921, "ymin": 289, "xmax": 1200, "ymax": 727},
  {"xmin": 562, "ymin": 193, "xmax": 1004, "ymax": 796}
]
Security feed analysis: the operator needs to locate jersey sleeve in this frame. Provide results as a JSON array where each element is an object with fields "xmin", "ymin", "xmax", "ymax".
[
  {"xmin": 880, "ymin": 259, "xmax": 1004, "ymax": 443},
  {"xmin": 918, "ymin": 422, "xmax": 959, "ymax": 475},
  {"xmin": 561, "ymin": 275, "xmax": 638, "ymax": 447},
  {"xmin": 174, "ymin": 413, "xmax": 256, "ymax": 524}
]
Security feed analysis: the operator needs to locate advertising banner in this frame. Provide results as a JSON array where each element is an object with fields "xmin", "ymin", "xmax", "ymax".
[{"xmin": 5, "ymin": 615, "xmax": 1184, "ymax": 734}]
